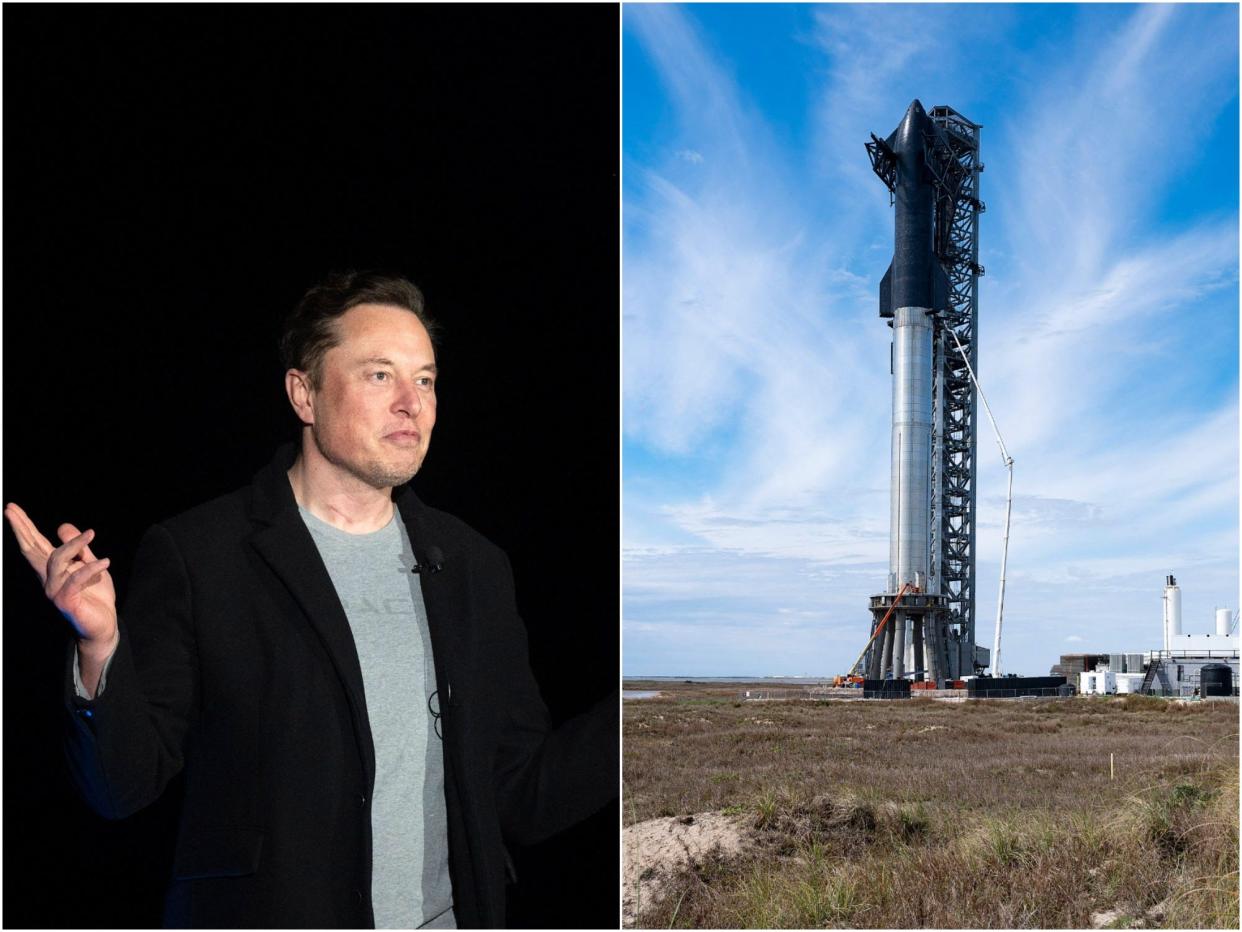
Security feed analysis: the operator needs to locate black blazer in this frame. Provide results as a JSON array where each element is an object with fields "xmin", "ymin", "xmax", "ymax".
[{"xmin": 63, "ymin": 444, "xmax": 616, "ymax": 928}]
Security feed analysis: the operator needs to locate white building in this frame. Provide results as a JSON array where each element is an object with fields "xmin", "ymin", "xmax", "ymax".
[
  {"xmin": 1079, "ymin": 670, "xmax": 1116, "ymax": 695},
  {"xmin": 1146, "ymin": 576, "xmax": 1238, "ymax": 696}
]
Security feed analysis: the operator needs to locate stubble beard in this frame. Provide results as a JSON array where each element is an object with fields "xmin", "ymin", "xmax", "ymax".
[{"xmin": 310, "ymin": 421, "xmax": 426, "ymax": 490}]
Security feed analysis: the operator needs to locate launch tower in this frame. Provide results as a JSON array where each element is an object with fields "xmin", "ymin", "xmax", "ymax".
[{"xmin": 862, "ymin": 101, "xmax": 985, "ymax": 683}]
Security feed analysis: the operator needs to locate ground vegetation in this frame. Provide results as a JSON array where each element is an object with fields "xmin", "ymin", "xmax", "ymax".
[{"xmin": 623, "ymin": 684, "xmax": 1238, "ymax": 929}]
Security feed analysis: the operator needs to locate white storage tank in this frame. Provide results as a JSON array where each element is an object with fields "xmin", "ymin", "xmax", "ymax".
[
  {"xmin": 1115, "ymin": 673, "xmax": 1144, "ymax": 694},
  {"xmin": 1163, "ymin": 576, "xmax": 1182, "ymax": 650},
  {"xmin": 1216, "ymin": 608, "xmax": 1232, "ymax": 637}
]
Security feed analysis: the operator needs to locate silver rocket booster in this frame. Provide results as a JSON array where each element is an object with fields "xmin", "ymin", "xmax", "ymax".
[{"xmin": 890, "ymin": 306, "xmax": 933, "ymax": 591}]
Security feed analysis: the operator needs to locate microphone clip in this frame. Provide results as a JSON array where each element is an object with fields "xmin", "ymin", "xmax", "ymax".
[{"xmin": 411, "ymin": 547, "xmax": 445, "ymax": 575}]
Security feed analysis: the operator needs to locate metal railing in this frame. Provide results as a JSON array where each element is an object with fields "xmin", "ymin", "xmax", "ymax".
[
  {"xmin": 739, "ymin": 685, "xmax": 1076, "ymax": 701},
  {"xmin": 965, "ymin": 686, "xmax": 1072, "ymax": 699},
  {"xmin": 1151, "ymin": 649, "xmax": 1239, "ymax": 660}
]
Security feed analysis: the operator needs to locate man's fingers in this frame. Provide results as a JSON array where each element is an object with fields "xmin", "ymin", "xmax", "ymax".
[
  {"xmin": 6, "ymin": 507, "xmax": 109, "ymax": 596},
  {"xmin": 51, "ymin": 557, "xmax": 111, "ymax": 604},
  {"xmin": 58, "ymin": 522, "xmax": 98, "ymax": 561},
  {"xmin": 4, "ymin": 503, "xmax": 55, "ymax": 580},
  {"xmin": 5, "ymin": 503, "xmax": 50, "ymax": 551},
  {"xmin": 45, "ymin": 529, "xmax": 97, "ymax": 590}
]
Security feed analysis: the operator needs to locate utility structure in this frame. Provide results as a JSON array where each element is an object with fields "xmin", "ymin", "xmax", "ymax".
[{"xmin": 861, "ymin": 99, "xmax": 986, "ymax": 683}]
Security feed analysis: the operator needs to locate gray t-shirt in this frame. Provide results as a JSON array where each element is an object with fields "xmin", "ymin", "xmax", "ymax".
[{"xmin": 300, "ymin": 505, "xmax": 454, "ymax": 930}]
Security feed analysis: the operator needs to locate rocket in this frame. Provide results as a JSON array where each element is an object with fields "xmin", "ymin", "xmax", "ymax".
[
  {"xmin": 864, "ymin": 99, "xmax": 954, "ymax": 684},
  {"xmin": 872, "ymin": 99, "xmax": 949, "ymax": 595}
]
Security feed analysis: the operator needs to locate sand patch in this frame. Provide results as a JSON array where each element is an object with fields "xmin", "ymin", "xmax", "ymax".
[{"xmin": 622, "ymin": 811, "xmax": 748, "ymax": 926}]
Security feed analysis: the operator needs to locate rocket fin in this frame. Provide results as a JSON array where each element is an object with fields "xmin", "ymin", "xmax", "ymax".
[{"xmin": 880, "ymin": 259, "xmax": 893, "ymax": 318}]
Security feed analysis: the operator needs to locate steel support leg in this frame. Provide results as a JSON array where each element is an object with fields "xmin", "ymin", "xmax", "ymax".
[{"xmin": 913, "ymin": 617, "xmax": 925, "ymax": 681}]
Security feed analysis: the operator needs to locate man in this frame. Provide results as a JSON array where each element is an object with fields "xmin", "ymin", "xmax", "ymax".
[{"xmin": 5, "ymin": 271, "xmax": 616, "ymax": 928}]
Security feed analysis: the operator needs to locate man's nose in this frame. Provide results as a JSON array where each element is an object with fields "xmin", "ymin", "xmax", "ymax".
[{"xmin": 392, "ymin": 380, "xmax": 422, "ymax": 416}]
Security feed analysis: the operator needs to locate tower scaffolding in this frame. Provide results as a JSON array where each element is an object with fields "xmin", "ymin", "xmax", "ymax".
[{"xmin": 929, "ymin": 105, "xmax": 985, "ymax": 676}]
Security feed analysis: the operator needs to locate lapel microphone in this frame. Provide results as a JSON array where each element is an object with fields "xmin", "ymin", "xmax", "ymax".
[{"xmin": 412, "ymin": 546, "xmax": 445, "ymax": 575}]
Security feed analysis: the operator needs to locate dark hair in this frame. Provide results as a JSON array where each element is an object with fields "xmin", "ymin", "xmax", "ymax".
[{"xmin": 279, "ymin": 270, "xmax": 438, "ymax": 387}]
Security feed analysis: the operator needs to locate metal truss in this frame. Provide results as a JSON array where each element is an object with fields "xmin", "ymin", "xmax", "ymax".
[
  {"xmin": 928, "ymin": 105, "xmax": 984, "ymax": 674},
  {"xmin": 865, "ymin": 133, "xmax": 898, "ymax": 203}
]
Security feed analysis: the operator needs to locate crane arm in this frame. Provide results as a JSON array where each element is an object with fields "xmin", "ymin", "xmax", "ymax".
[{"xmin": 849, "ymin": 582, "xmax": 913, "ymax": 676}]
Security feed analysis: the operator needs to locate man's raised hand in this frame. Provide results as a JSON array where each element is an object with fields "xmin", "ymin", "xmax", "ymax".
[{"xmin": 5, "ymin": 503, "xmax": 119, "ymax": 658}]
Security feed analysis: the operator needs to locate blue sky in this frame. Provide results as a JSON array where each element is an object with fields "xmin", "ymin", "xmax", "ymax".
[{"xmin": 622, "ymin": 4, "xmax": 1239, "ymax": 677}]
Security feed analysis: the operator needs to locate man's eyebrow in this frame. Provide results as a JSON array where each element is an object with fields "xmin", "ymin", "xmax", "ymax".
[{"xmin": 357, "ymin": 356, "xmax": 437, "ymax": 374}]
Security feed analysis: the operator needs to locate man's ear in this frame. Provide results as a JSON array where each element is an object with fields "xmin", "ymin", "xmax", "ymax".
[{"xmin": 285, "ymin": 369, "xmax": 315, "ymax": 426}]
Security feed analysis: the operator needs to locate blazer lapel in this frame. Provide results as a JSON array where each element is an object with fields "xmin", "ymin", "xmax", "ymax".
[{"xmin": 246, "ymin": 446, "xmax": 376, "ymax": 789}]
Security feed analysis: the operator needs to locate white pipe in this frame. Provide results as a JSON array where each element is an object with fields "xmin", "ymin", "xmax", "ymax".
[
  {"xmin": 993, "ymin": 460, "xmax": 1013, "ymax": 677},
  {"xmin": 949, "ymin": 330, "xmax": 1011, "ymax": 465}
]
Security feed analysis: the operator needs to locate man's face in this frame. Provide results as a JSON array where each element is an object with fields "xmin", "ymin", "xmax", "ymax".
[{"xmin": 304, "ymin": 303, "xmax": 437, "ymax": 489}]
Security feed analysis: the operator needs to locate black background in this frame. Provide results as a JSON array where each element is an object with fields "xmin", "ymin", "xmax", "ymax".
[{"xmin": 4, "ymin": 5, "xmax": 617, "ymax": 928}]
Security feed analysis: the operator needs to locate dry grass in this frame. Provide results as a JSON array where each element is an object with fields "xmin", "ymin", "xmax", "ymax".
[{"xmin": 623, "ymin": 684, "xmax": 1238, "ymax": 928}]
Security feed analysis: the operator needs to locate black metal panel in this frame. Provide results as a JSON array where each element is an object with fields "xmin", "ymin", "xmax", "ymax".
[
  {"xmin": 967, "ymin": 676, "xmax": 1065, "ymax": 698},
  {"xmin": 880, "ymin": 261, "xmax": 893, "ymax": 318},
  {"xmin": 863, "ymin": 679, "xmax": 911, "ymax": 699}
]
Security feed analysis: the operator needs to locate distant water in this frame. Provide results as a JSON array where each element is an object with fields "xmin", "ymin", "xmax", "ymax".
[
  {"xmin": 622, "ymin": 690, "xmax": 661, "ymax": 699},
  {"xmin": 624, "ymin": 676, "xmax": 835, "ymax": 686}
]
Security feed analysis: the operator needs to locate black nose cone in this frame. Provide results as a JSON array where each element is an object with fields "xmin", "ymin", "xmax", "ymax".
[{"xmin": 893, "ymin": 99, "xmax": 929, "ymax": 153}]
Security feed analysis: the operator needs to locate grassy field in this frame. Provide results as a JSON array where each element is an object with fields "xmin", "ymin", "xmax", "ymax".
[{"xmin": 623, "ymin": 683, "xmax": 1238, "ymax": 929}]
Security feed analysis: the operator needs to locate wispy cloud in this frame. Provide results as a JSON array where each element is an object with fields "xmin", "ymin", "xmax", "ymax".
[{"xmin": 623, "ymin": 4, "xmax": 1238, "ymax": 676}]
